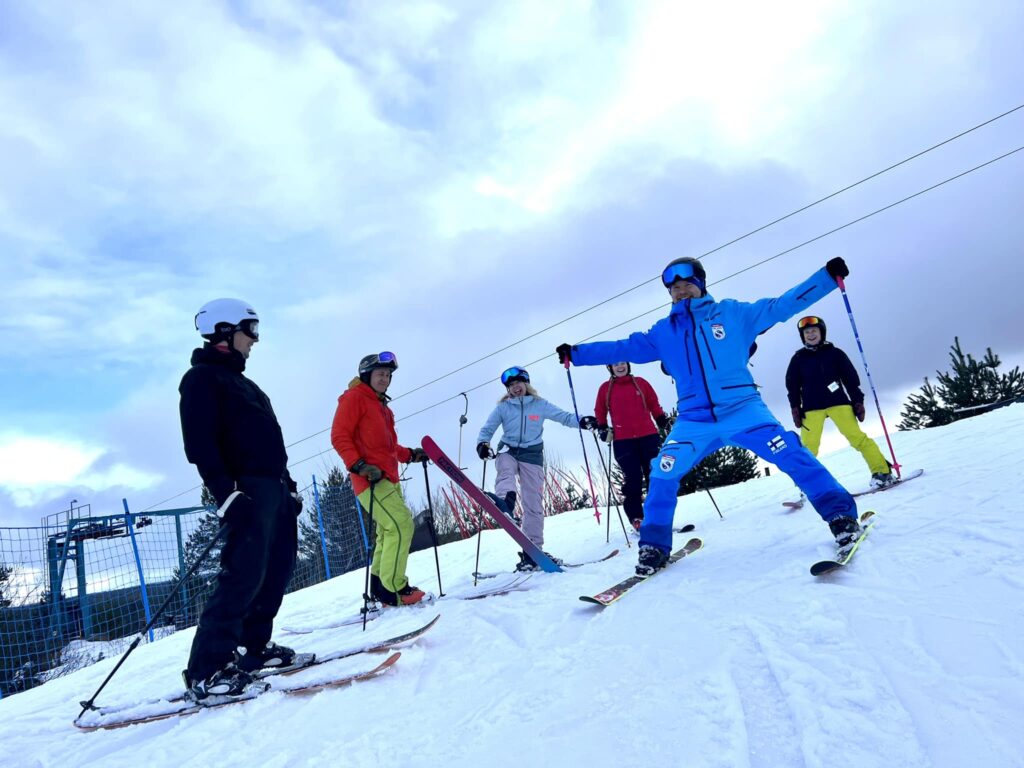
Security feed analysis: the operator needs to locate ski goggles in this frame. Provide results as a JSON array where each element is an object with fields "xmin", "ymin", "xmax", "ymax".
[
  {"xmin": 500, "ymin": 366, "xmax": 530, "ymax": 386},
  {"xmin": 362, "ymin": 351, "xmax": 399, "ymax": 372},
  {"xmin": 797, "ymin": 316, "xmax": 823, "ymax": 329},
  {"xmin": 237, "ymin": 319, "xmax": 259, "ymax": 340},
  {"xmin": 661, "ymin": 261, "xmax": 704, "ymax": 288}
]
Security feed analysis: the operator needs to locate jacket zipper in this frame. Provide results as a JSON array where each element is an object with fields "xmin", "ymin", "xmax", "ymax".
[{"xmin": 685, "ymin": 302, "xmax": 718, "ymax": 421}]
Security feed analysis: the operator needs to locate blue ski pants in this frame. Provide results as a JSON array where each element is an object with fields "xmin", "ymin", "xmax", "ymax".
[{"xmin": 639, "ymin": 399, "xmax": 856, "ymax": 552}]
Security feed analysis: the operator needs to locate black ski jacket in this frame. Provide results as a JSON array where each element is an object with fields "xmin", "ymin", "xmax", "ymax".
[
  {"xmin": 179, "ymin": 345, "xmax": 296, "ymax": 506},
  {"xmin": 785, "ymin": 342, "xmax": 864, "ymax": 413}
]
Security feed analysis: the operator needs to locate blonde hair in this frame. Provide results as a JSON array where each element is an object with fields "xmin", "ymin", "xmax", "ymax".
[{"xmin": 500, "ymin": 382, "xmax": 541, "ymax": 402}]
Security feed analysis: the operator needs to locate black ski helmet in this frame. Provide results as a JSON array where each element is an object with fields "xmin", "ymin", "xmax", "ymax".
[
  {"xmin": 797, "ymin": 316, "xmax": 827, "ymax": 343},
  {"xmin": 661, "ymin": 257, "xmax": 707, "ymax": 296},
  {"xmin": 358, "ymin": 351, "xmax": 399, "ymax": 384}
]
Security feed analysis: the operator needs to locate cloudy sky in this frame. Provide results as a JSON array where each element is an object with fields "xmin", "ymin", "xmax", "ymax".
[{"xmin": 2, "ymin": 0, "xmax": 1022, "ymax": 527}]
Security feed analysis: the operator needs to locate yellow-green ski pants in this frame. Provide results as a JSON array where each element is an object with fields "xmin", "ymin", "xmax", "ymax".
[
  {"xmin": 800, "ymin": 405, "xmax": 889, "ymax": 475},
  {"xmin": 358, "ymin": 480, "xmax": 414, "ymax": 593}
]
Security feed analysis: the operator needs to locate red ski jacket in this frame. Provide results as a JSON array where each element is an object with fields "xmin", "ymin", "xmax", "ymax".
[
  {"xmin": 594, "ymin": 375, "xmax": 665, "ymax": 441},
  {"xmin": 331, "ymin": 378, "xmax": 412, "ymax": 495}
]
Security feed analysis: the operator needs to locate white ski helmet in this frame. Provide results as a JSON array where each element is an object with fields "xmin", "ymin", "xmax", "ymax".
[{"xmin": 194, "ymin": 298, "xmax": 259, "ymax": 342}]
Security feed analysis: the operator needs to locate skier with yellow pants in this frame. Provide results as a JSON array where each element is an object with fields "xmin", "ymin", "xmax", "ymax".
[{"xmin": 786, "ymin": 316, "xmax": 893, "ymax": 489}]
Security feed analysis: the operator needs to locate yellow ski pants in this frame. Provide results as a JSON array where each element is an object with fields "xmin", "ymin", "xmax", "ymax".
[{"xmin": 800, "ymin": 405, "xmax": 889, "ymax": 475}]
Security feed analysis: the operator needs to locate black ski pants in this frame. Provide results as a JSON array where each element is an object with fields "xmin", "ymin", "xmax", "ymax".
[
  {"xmin": 612, "ymin": 433, "xmax": 663, "ymax": 524},
  {"xmin": 187, "ymin": 476, "xmax": 297, "ymax": 681}
]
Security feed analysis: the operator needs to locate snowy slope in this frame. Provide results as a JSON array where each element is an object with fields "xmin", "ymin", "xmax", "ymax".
[{"xmin": 2, "ymin": 406, "xmax": 1023, "ymax": 768}]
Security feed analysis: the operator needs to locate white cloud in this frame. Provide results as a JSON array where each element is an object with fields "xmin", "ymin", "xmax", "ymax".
[{"xmin": 0, "ymin": 433, "xmax": 161, "ymax": 508}]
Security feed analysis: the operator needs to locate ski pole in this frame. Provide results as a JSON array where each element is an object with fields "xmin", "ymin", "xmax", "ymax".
[
  {"xmin": 703, "ymin": 487, "xmax": 723, "ymax": 519},
  {"xmin": 473, "ymin": 458, "xmax": 488, "ymax": 586},
  {"xmin": 591, "ymin": 431, "xmax": 630, "ymax": 548},
  {"xmin": 835, "ymin": 276, "xmax": 902, "ymax": 477},
  {"xmin": 421, "ymin": 462, "xmax": 445, "ymax": 597},
  {"xmin": 77, "ymin": 494, "xmax": 234, "ymax": 717},
  {"xmin": 563, "ymin": 362, "xmax": 602, "ymax": 525},
  {"xmin": 361, "ymin": 483, "xmax": 378, "ymax": 631}
]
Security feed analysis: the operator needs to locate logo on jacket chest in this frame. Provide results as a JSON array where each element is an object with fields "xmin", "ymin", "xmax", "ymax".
[
  {"xmin": 711, "ymin": 323, "xmax": 726, "ymax": 340},
  {"xmin": 528, "ymin": 414, "xmax": 540, "ymax": 421}
]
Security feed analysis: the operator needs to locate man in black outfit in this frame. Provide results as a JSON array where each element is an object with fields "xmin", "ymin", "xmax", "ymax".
[{"xmin": 179, "ymin": 298, "xmax": 308, "ymax": 703}]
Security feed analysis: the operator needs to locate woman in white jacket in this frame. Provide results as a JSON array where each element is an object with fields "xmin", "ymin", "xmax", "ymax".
[{"xmin": 476, "ymin": 366, "xmax": 597, "ymax": 571}]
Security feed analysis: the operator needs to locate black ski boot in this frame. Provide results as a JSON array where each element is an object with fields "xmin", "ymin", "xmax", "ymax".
[
  {"xmin": 515, "ymin": 551, "xmax": 539, "ymax": 572},
  {"xmin": 870, "ymin": 461, "xmax": 895, "ymax": 489},
  {"xmin": 184, "ymin": 663, "xmax": 264, "ymax": 704},
  {"xmin": 236, "ymin": 641, "xmax": 301, "ymax": 674},
  {"xmin": 635, "ymin": 545, "xmax": 668, "ymax": 576},
  {"xmin": 828, "ymin": 516, "xmax": 863, "ymax": 552}
]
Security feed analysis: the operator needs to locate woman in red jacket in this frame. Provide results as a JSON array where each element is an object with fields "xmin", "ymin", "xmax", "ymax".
[
  {"xmin": 331, "ymin": 352, "xmax": 428, "ymax": 607},
  {"xmin": 594, "ymin": 362, "xmax": 671, "ymax": 531}
]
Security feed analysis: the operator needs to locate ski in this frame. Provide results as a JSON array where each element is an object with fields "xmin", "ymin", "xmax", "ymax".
[
  {"xmin": 282, "ymin": 606, "xmax": 382, "ymax": 635},
  {"xmin": 674, "ymin": 523, "xmax": 696, "ymax": 533},
  {"xmin": 783, "ymin": 469, "xmax": 924, "ymax": 508},
  {"xmin": 579, "ymin": 537, "xmax": 703, "ymax": 607},
  {"xmin": 74, "ymin": 653, "xmax": 400, "ymax": 731},
  {"xmin": 810, "ymin": 511, "xmax": 877, "ymax": 576},
  {"xmin": 472, "ymin": 550, "xmax": 619, "ymax": 580},
  {"xmin": 422, "ymin": 436, "xmax": 563, "ymax": 573}
]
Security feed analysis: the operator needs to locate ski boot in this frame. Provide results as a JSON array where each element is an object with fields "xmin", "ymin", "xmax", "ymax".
[
  {"xmin": 236, "ymin": 641, "xmax": 304, "ymax": 674},
  {"xmin": 635, "ymin": 545, "xmax": 668, "ymax": 576},
  {"xmin": 184, "ymin": 663, "xmax": 266, "ymax": 705},
  {"xmin": 828, "ymin": 516, "xmax": 863, "ymax": 555}
]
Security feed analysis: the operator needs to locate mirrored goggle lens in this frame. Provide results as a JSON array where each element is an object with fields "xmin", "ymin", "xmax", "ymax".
[
  {"xmin": 378, "ymin": 351, "xmax": 397, "ymax": 364},
  {"xmin": 239, "ymin": 319, "xmax": 259, "ymax": 339},
  {"xmin": 501, "ymin": 367, "xmax": 529, "ymax": 385},
  {"xmin": 797, "ymin": 316, "xmax": 822, "ymax": 329},
  {"xmin": 661, "ymin": 262, "xmax": 698, "ymax": 287}
]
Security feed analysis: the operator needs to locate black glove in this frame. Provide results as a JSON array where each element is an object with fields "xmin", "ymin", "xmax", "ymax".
[
  {"xmin": 217, "ymin": 491, "xmax": 256, "ymax": 526},
  {"xmin": 408, "ymin": 447, "xmax": 429, "ymax": 464},
  {"xmin": 825, "ymin": 257, "xmax": 849, "ymax": 280},
  {"xmin": 655, "ymin": 414, "xmax": 672, "ymax": 432},
  {"xmin": 350, "ymin": 459, "xmax": 383, "ymax": 484},
  {"xmin": 579, "ymin": 415, "xmax": 598, "ymax": 431},
  {"xmin": 556, "ymin": 343, "xmax": 574, "ymax": 365},
  {"xmin": 791, "ymin": 407, "xmax": 803, "ymax": 429},
  {"xmin": 476, "ymin": 442, "xmax": 494, "ymax": 460},
  {"xmin": 853, "ymin": 402, "xmax": 866, "ymax": 422},
  {"xmin": 597, "ymin": 426, "xmax": 612, "ymax": 443},
  {"xmin": 290, "ymin": 492, "xmax": 304, "ymax": 517}
]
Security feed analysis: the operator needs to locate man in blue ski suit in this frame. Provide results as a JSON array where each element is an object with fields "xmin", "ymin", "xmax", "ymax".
[{"xmin": 557, "ymin": 256, "xmax": 861, "ymax": 576}]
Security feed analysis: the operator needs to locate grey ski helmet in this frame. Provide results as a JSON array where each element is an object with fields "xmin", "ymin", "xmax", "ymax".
[{"xmin": 195, "ymin": 298, "xmax": 259, "ymax": 343}]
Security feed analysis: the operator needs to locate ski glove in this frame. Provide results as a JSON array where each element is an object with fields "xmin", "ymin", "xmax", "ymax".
[
  {"xmin": 290, "ymin": 492, "xmax": 303, "ymax": 517},
  {"xmin": 597, "ymin": 426, "xmax": 612, "ymax": 443},
  {"xmin": 408, "ymin": 447, "xmax": 429, "ymax": 464},
  {"xmin": 853, "ymin": 402, "xmax": 866, "ymax": 422},
  {"xmin": 476, "ymin": 442, "xmax": 494, "ymax": 460},
  {"xmin": 825, "ymin": 257, "xmax": 849, "ymax": 280},
  {"xmin": 555, "ymin": 343, "xmax": 574, "ymax": 365},
  {"xmin": 791, "ymin": 407, "xmax": 803, "ymax": 429},
  {"xmin": 578, "ymin": 415, "xmax": 599, "ymax": 431},
  {"xmin": 350, "ymin": 459, "xmax": 383, "ymax": 484}
]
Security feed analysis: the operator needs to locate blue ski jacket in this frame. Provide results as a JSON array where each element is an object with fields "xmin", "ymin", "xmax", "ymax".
[{"xmin": 571, "ymin": 267, "xmax": 839, "ymax": 421}]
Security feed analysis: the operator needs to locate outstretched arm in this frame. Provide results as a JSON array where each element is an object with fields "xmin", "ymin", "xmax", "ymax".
[
  {"xmin": 742, "ymin": 263, "xmax": 843, "ymax": 335},
  {"xmin": 560, "ymin": 330, "xmax": 660, "ymax": 367}
]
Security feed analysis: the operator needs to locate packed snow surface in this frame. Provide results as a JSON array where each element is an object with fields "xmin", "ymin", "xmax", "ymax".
[{"xmin": 2, "ymin": 405, "xmax": 1023, "ymax": 768}]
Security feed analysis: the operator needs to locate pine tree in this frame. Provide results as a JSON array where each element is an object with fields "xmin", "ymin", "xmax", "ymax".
[
  {"xmin": 678, "ymin": 446, "xmax": 760, "ymax": 496},
  {"xmin": 295, "ymin": 467, "xmax": 366, "ymax": 585},
  {"xmin": 0, "ymin": 563, "xmax": 13, "ymax": 608},
  {"xmin": 899, "ymin": 338, "xmax": 1024, "ymax": 429},
  {"xmin": 171, "ymin": 486, "xmax": 223, "ymax": 622}
]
